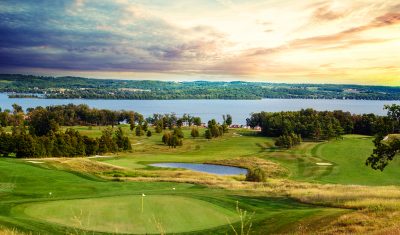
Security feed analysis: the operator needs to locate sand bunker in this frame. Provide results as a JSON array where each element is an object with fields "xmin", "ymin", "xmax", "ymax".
[
  {"xmin": 27, "ymin": 160, "xmax": 44, "ymax": 164},
  {"xmin": 87, "ymin": 155, "xmax": 112, "ymax": 159},
  {"xmin": 316, "ymin": 162, "xmax": 332, "ymax": 166}
]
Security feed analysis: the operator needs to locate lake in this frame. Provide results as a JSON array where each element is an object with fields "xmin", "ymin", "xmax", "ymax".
[
  {"xmin": 0, "ymin": 93, "xmax": 398, "ymax": 124},
  {"xmin": 149, "ymin": 163, "xmax": 248, "ymax": 175}
]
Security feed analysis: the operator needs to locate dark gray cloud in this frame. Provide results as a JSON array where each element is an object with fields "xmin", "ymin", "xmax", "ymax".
[{"xmin": 0, "ymin": 0, "xmax": 225, "ymax": 73}]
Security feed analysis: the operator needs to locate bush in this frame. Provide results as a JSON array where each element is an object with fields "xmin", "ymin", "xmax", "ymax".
[
  {"xmin": 155, "ymin": 124, "xmax": 163, "ymax": 133},
  {"xmin": 191, "ymin": 127, "xmax": 199, "ymax": 138},
  {"xmin": 173, "ymin": 128, "xmax": 184, "ymax": 138},
  {"xmin": 135, "ymin": 126, "xmax": 145, "ymax": 136},
  {"xmin": 245, "ymin": 167, "xmax": 266, "ymax": 182},
  {"xmin": 147, "ymin": 130, "xmax": 152, "ymax": 137}
]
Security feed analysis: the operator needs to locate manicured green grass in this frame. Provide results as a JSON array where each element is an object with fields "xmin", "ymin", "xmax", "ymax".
[
  {"xmin": 0, "ymin": 158, "xmax": 342, "ymax": 234},
  {"xmin": 264, "ymin": 135, "xmax": 400, "ymax": 186},
  {"xmin": 19, "ymin": 195, "xmax": 239, "ymax": 234},
  {"xmin": 312, "ymin": 135, "xmax": 400, "ymax": 185}
]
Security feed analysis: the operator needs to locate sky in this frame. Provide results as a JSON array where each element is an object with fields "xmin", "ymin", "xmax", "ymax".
[{"xmin": 0, "ymin": 0, "xmax": 399, "ymax": 85}]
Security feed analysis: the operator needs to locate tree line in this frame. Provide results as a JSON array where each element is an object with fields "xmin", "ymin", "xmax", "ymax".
[
  {"xmin": 0, "ymin": 104, "xmax": 135, "ymax": 158},
  {"xmin": 0, "ymin": 126, "xmax": 131, "ymax": 158},
  {"xmin": 247, "ymin": 109, "xmax": 393, "ymax": 140},
  {"xmin": 0, "ymin": 103, "xmax": 141, "ymax": 129},
  {"xmin": 2, "ymin": 74, "xmax": 400, "ymax": 100}
]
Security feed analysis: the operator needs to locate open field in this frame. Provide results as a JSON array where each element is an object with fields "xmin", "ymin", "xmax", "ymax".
[{"xmin": 1, "ymin": 126, "xmax": 400, "ymax": 234}]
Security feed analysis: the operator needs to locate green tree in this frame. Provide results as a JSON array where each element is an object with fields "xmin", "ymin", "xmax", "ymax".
[
  {"xmin": 12, "ymin": 103, "xmax": 23, "ymax": 114},
  {"xmin": 275, "ymin": 132, "xmax": 302, "ymax": 149},
  {"xmin": 367, "ymin": 104, "xmax": 400, "ymax": 170},
  {"xmin": 15, "ymin": 133, "xmax": 35, "ymax": 158},
  {"xmin": 129, "ymin": 112, "xmax": 136, "ymax": 131},
  {"xmin": 226, "ymin": 114, "xmax": 233, "ymax": 126},
  {"xmin": 205, "ymin": 129, "xmax": 212, "ymax": 139},
  {"xmin": 366, "ymin": 136, "xmax": 400, "ymax": 171},
  {"xmin": 162, "ymin": 130, "xmax": 183, "ymax": 148},
  {"xmin": 191, "ymin": 127, "xmax": 199, "ymax": 138},
  {"xmin": 142, "ymin": 121, "xmax": 149, "ymax": 132},
  {"xmin": 98, "ymin": 128, "xmax": 117, "ymax": 153},
  {"xmin": 83, "ymin": 136, "xmax": 99, "ymax": 155},
  {"xmin": 193, "ymin": 117, "xmax": 202, "ymax": 126},
  {"xmin": 155, "ymin": 120, "xmax": 163, "ymax": 133},
  {"xmin": 28, "ymin": 108, "xmax": 59, "ymax": 136},
  {"xmin": 135, "ymin": 126, "xmax": 145, "ymax": 136},
  {"xmin": 173, "ymin": 128, "xmax": 184, "ymax": 138},
  {"xmin": 0, "ymin": 129, "xmax": 14, "ymax": 157}
]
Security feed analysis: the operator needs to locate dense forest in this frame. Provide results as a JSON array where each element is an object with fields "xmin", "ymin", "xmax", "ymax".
[{"xmin": 1, "ymin": 74, "xmax": 399, "ymax": 100}]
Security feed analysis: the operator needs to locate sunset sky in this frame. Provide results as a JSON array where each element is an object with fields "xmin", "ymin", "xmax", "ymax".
[{"xmin": 0, "ymin": 0, "xmax": 399, "ymax": 85}]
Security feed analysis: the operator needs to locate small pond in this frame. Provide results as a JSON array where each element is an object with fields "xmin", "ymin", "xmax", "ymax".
[{"xmin": 149, "ymin": 163, "xmax": 248, "ymax": 176}]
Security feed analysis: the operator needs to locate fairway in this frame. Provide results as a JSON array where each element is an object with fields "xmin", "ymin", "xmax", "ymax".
[
  {"xmin": 265, "ymin": 135, "xmax": 400, "ymax": 186},
  {"xmin": 19, "ymin": 195, "xmax": 238, "ymax": 234},
  {"xmin": 314, "ymin": 135, "xmax": 400, "ymax": 185}
]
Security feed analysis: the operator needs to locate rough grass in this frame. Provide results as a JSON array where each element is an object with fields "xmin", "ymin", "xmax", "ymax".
[
  {"xmin": 206, "ymin": 157, "xmax": 288, "ymax": 178},
  {"xmin": 37, "ymin": 157, "xmax": 125, "ymax": 173},
  {"xmin": 0, "ymin": 227, "xmax": 28, "ymax": 235}
]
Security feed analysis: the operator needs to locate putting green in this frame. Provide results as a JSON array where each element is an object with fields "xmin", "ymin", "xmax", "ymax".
[{"xmin": 19, "ymin": 195, "xmax": 238, "ymax": 234}]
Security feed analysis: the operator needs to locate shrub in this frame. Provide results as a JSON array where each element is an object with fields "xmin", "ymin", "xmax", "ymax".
[
  {"xmin": 135, "ymin": 126, "xmax": 145, "ymax": 136},
  {"xmin": 191, "ymin": 127, "xmax": 199, "ymax": 138},
  {"xmin": 245, "ymin": 167, "xmax": 266, "ymax": 182}
]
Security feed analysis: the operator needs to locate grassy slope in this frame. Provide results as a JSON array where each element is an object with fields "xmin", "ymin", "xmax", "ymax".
[
  {"xmin": 0, "ymin": 158, "xmax": 339, "ymax": 234},
  {"xmin": 313, "ymin": 135, "xmax": 400, "ymax": 185},
  {"xmin": 264, "ymin": 135, "xmax": 400, "ymax": 186}
]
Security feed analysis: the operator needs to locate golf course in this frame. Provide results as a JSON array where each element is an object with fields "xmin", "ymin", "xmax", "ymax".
[
  {"xmin": 1, "ymin": 0, "xmax": 400, "ymax": 233},
  {"xmin": 1, "ymin": 125, "xmax": 400, "ymax": 234}
]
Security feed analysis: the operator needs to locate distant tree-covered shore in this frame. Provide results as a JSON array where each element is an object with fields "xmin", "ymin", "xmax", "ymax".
[{"xmin": 1, "ymin": 74, "xmax": 399, "ymax": 100}]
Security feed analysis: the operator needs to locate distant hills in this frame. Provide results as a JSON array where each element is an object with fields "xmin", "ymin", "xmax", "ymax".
[{"xmin": 0, "ymin": 74, "xmax": 399, "ymax": 100}]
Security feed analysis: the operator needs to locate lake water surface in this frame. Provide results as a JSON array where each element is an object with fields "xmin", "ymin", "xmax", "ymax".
[
  {"xmin": 0, "ymin": 93, "xmax": 398, "ymax": 124},
  {"xmin": 149, "ymin": 163, "xmax": 248, "ymax": 175}
]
